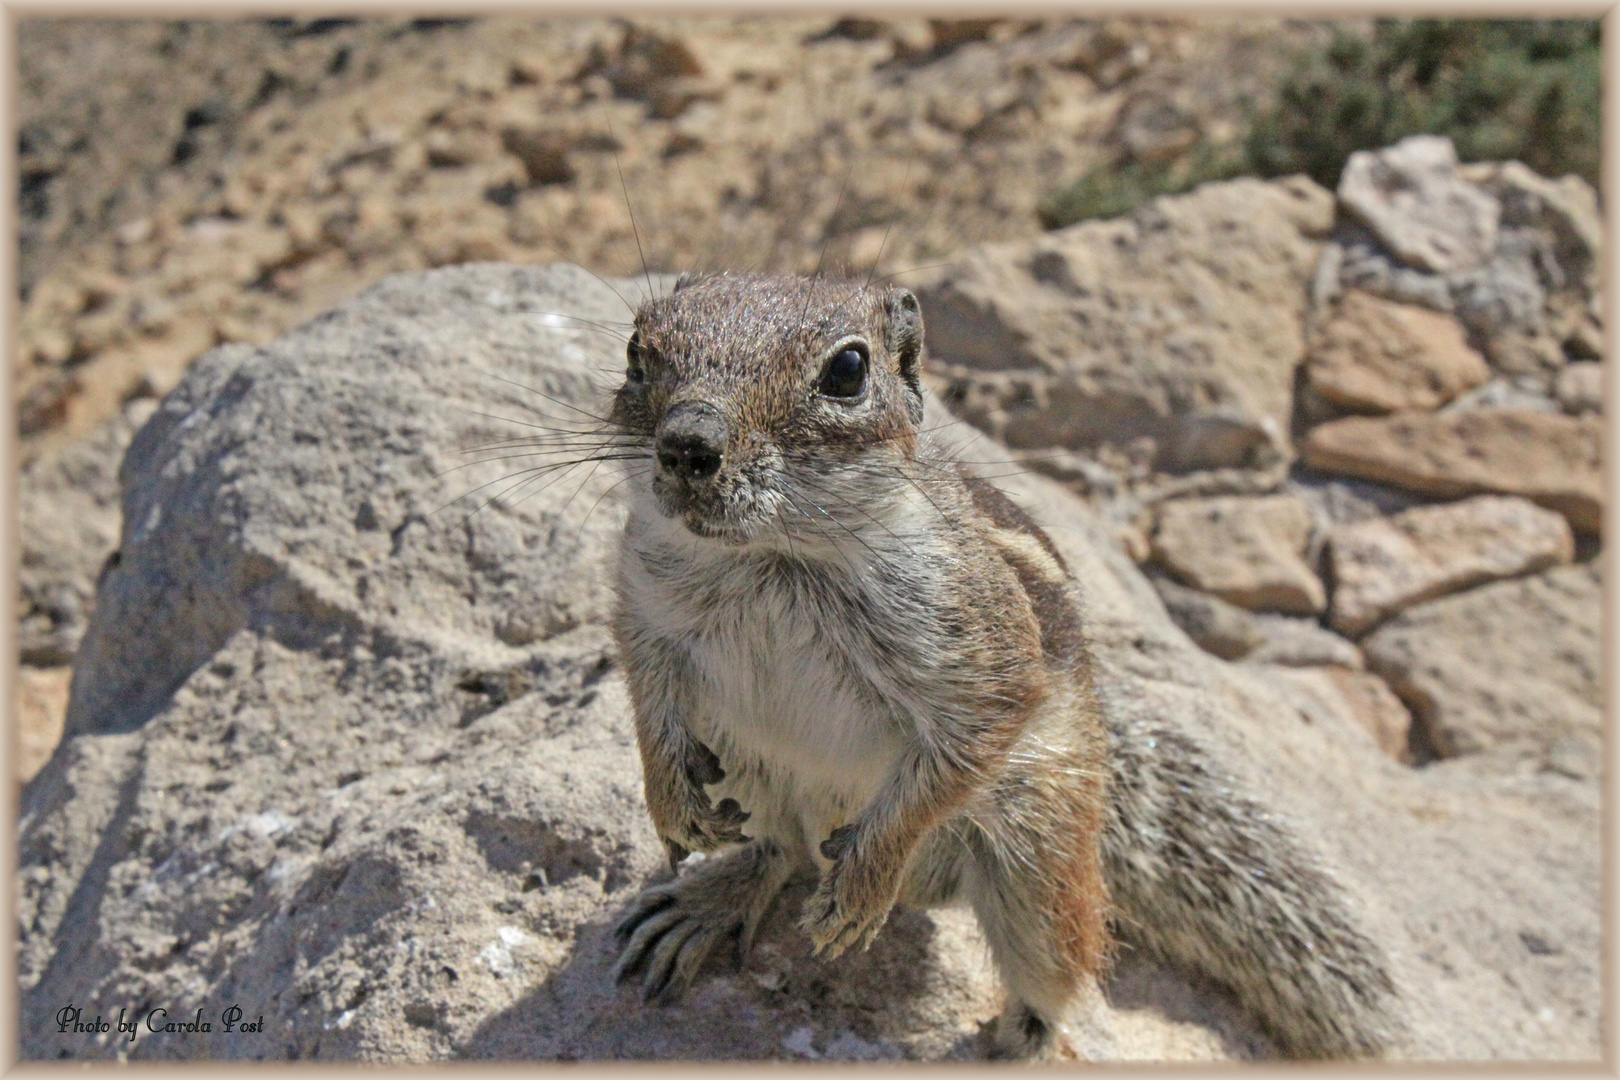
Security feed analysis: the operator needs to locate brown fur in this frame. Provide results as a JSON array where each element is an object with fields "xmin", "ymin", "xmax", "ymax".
[{"xmin": 609, "ymin": 273, "xmax": 1111, "ymax": 1057}]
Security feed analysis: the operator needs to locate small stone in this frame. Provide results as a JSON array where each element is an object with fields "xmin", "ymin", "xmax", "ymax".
[
  {"xmin": 1336, "ymin": 230, "xmax": 1454, "ymax": 312},
  {"xmin": 16, "ymin": 666, "xmax": 70, "ymax": 784},
  {"xmin": 645, "ymin": 77, "xmax": 723, "ymax": 121},
  {"xmin": 1308, "ymin": 291, "xmax": 1489, "ymax": 413},
  {"xmin": 1564, "ymin": 320, "xmax": 1603, "ymax": 363},
  {"xmin": 1116, "ymin": 523, "xmax": 1152, "ymax": 565},
  {"xmin": 1114, "ymin": 95, "xmax": 1200, "ymax": 163},
  {"xmin": 1554, "ymin": 363, "xmax": 1602, "ymax": 416},
  {"xmin": 1542, "ymin": 733, "xmax": 1601, "ymax": 781},
  {"xmin": 1150, "ymin": 576, "xmax": 1265, "ymax": 660},
  {"xmin": 1441, "ymin": 377, "xmax": 1559, "ymax": 415},
  {"xmin": 1151, "ymin": 495, "xmax": 1326, "ymax": 615},
  {"xmin": 1300, "ymin": 409, "xmax": 1603, "ymax": 536},
  {"xmin": 1470, "ymin": 160, "xmax": 1603, "ymax": 292},
  {"xmin": 782, "ymin": 1027, "xmax": 820, "ymax": 1059},
  {"xmin": 1245, "ymin": 615, "xmax": 1364, "ymax": 670},
  {"xmin": 1326, "ymin": 495, "xmax": 1574, "ymax": 637},
  {"xmin": 1337, "ymin": 135, "xmax": 1500, "ymax": 275},
  {"xmin": 1323, "ymin": 669, "xmax": 1412, "ymax": 760},
  {"xmin": 1482, "ymin": 327, "xmax": 1566, "ymax": 381},
  {"xmin": 1448, "ymin": 227, "xmax": 1552, "ymax": 345},
  {"xmin": 1265, "ymin": 667, "xmax": 1412, "ymax": 761},
  {"xmin": 500, "ymin": 128, "xmax": 576, "ymax": 186}
]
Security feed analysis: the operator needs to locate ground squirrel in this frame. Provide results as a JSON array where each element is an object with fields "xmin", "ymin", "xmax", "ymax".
[{"xmin": 603, "ymin": 273, "xmax": 1398, "ymax": 1059}]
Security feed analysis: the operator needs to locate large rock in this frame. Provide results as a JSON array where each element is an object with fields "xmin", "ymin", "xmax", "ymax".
[
  {"xmin": 1361, "ymin": 564, "xmax": 1601, "ymax": 762},
  {"xmin": 1323, "ymin": 156, "xmax": 1602, "ymax": 385},
  {"xmin": 1337, "ymin": 136, "xmax": 1499, "ymax": 275},
  {"xmin": 1307, "ymin": 291, "xmax": 1489, "ymax": 414},
  {"xmin": 1300, "ymin": 409, "xmax": 1603, "ymax": 536},
  {"xmin": 1326, "ymin": 496, "xmax": 1575, "ymax": 638},
  {"xmin": 915, "ymin": 175, "xmax": 1333, "ymax": 471},
  {"xmin": 20, "ymin": 265, "xmax": 1599, "ymax": 1062},
  {"xmin": 1151, "ymin": 494, "xmax": 1325, "ymax": 615}
]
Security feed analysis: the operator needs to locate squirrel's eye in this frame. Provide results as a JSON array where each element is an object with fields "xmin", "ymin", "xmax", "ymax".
[
  {"xmin": 626, "ymin": 332, "xmax": 646, "ymax": 384},
  {"xmin": 819, "ymin": 346, "xmax": 867, "ymax": 399}
]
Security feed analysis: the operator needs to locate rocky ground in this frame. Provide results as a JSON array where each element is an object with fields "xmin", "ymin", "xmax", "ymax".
[
  {"xmin": 17, "ymin": 261, "xmax": 1601, "ymax": 1062},
  {"xmin": 16, "ymin": 15, "xmax": 1333, "ymax": 770},
  {"xmin": 14, "ymin": 14, "xmax": 1605, "ymax": 1064}
]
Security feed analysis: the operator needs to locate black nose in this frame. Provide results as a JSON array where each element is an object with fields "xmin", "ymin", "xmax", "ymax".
[{"xmin": 656, "ymin": 402, "xmax": 728, "ymax": 481}]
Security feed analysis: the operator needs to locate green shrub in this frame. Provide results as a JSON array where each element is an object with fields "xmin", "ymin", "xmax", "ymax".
[
  {"xmin": 1040, "ymin": 18, "xmax": 1601, "ymax": 231},
  {"xmin": 1037, "ymin": 142, "xmax": 1249, "ymax": 231}
]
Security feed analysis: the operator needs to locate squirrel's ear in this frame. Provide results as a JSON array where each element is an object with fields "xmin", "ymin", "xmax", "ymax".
[{"xmin": 884, "ymin": 287, "xmax": 925, "ymax": 422}]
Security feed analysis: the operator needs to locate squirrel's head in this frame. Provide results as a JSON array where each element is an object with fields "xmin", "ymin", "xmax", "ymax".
[{"xmin": 609, "ymin": 273, "xmax": 926, "ymax": 546}]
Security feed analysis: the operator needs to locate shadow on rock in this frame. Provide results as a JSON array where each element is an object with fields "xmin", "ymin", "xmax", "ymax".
[{"xmin": 461, "ymin": 879, "xmax": 975, "ymax": 1060}]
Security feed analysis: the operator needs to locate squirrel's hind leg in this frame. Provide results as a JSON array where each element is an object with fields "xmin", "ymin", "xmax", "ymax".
[
  {"xmin": 614, "ymin": 838, "xmax": 794, "ymax": 1004},
  {"xmin": 965, "ymin": 783, "xmax": 1111, "ymax": 1060}
]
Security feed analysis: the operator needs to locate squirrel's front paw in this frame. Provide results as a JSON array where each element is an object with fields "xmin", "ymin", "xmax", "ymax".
[
  {"xmin": 648, "ymin": 741, "xmax": 750, "ymax": 867},
  {"xmin": 799, "ymin": 846, "xmax": 896, "ymax": 959},
  {"xmin": 661, "ymin": 795, "xmax": 751, "ymax": 865}
]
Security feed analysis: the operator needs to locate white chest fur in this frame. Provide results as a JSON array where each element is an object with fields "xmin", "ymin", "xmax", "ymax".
[{"xmin": 617, "ymin": 502, "xmax": 950, "ymax": 843}]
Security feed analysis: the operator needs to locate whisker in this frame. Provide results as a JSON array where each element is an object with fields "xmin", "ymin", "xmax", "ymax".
[
  {"xmin": 454, "ymin": 449, "xmax": 640, "ymax": 529},
  {"xmin": 573, "ymin": 262, "xmax": 639, "ymax": 318},
  {"xmin": 786, "ymin": 471, "xmax": 921, "ymax": 560},
  {"xmin": 579, "ymin": 467, "xmax": 646, "ymax": 532},
  {"xmin": 474, "ymin": 367, "xmax": 620, "ymax": 426},
  {"xmin": 456, "ymin": 439, "xmax": 644, "ymax": 461},
  {"xmin": 868, "ymin": 262, "xmax": 952, "ymax": 285},
  {"xmin": 458, "ymin": 409, "xmax": 617, "ymax": 437},
  {"xmin": 779, "ymin": 480, "xmax": 888, "ymax": 568},
  {"xmin": 456, "ymin": 430, "xmax": 646, "ymax": 455},
  {"xmin": 434, "ymin": 452, "xmax": 645, "ymax": 514},
  {"xmin": 865, "ymin": 159, "xmax": 914, "ymax": 289},
  {"xmin": 608, "ymin": 114, "xmax": 657, "ymax": 304},
  {"xmin": 523, "ymin": 310, "xmax": 634, "ymax": 341},
  {"xmin": 437, "ymin": 444, "xmax": 646, "ymax": 480},
  {"xmin": 776, "ymin": 483, "xmax": 870, "ymax": 581}
]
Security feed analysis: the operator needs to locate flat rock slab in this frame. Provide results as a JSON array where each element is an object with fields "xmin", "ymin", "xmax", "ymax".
[
  {"xmin": 914, "ymin": 175, "xmax": 1332, "ymax": 471},
  {"xmin": 1362, "ymin": 563, "xmax": 1601, "ymax": 761},
  {"xmin": 1337, "ymin": 135, "xmax": 1499, "ymax": 275},
  {"xmin": 1300, "ymin": 409, "xmax": 1603, "ymax": 536},
  {"xmin": 1327, "ymin": 495, "xmax": 1574, "ymax": 638},
  {"xmin": 1307, "ymin": 290, "xmax": 1489, "ymax": 414},
  {"xmin": 1151, "ymin": 494, "xmax": 1325, "ymax": 615}
]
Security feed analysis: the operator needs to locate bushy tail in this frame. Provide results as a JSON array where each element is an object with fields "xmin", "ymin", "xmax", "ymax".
[{"xmin": 1102, "ymin": 717, "xmax": 1402, "ymax": 1059}]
